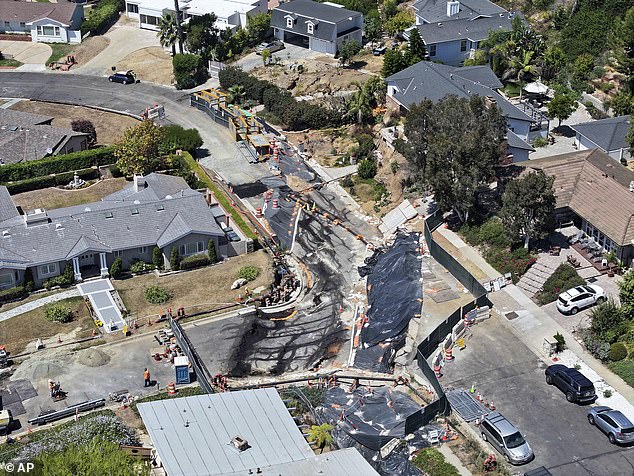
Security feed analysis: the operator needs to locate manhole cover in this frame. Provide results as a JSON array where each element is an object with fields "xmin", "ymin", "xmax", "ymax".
[{"xmin": 505, "ymin": 311, "xmax": 519, "ymax": 320}]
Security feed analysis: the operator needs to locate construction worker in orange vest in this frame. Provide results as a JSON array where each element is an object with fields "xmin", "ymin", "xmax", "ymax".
[{"xmin": 144, "ymin": 368, "xmax": 151, "ymax": 387}]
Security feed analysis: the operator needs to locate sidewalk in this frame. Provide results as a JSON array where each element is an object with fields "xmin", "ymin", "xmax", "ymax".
[
  {"xmin": 0, "ymin": 288, "xmax": 80, "ymax": 322},
  {"xmin": 436, "ymin": 226, "xmax": 634, "ymax": 421}
]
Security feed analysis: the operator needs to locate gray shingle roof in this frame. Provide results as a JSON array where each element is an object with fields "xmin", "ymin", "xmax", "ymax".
[
  {"xmin": 416, "ymin": 13, "xmax": 515, "ymax": 43},
  {"xmin": 137, "ymin": 388, "xmax": 316, "ymax": 476},
  {"xmin": 0, "ymin": 0, "xmax": 79, "ymax": 25},
  {"xmin": 387, "ymin": 61, "xmax": 531, "ymax": 122},
  {"xmin": 413, "ymin": 0, "xmax": 506, "ymax": 23},
  {"xmin": 0, "ymin": 125, "xmax": 87, "ymax": 165},
  {"xmin": 507, "ymin": 130, "xmax": 534, "ymax": 151},
  {"xmin": 0, "ymin": 109, "xmax": 53, "ymax": 127},
  {"xmin": 0, "ymin": 173, "xmax": 224, "ymax": 268},
  {"xmin": 570, "ymin": 115, "xmax": 631, "ymax": 153},
  {"xmin": 0, "ymin": 187, "xmax": 19, "ymax": 223}
]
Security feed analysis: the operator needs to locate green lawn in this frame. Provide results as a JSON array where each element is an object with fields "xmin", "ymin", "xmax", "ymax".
[
  {"xmin": 609, "ymin": 359, "xmax": 634, "ymax": 389},
  {"xmin": 46, "ymin": 43, "xmax": 75, "ymax": 66},
  {"xmin": 0, "ymin": 58, "xmax": 22, "ymax": 67}
]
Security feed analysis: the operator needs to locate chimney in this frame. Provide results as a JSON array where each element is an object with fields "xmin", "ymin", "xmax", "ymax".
[
  {"xmin": 447, "ymin": 0, "xmax": 460, "ymax": 17},
  {"xmin": 133, "ymin": 174, "xmax": 146, "ymax": 193}
]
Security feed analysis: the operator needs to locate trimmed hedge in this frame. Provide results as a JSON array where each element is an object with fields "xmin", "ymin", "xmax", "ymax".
[
  {"xmin": 0, "ymin": 286, "xmax": 27, "ymax": 304},
  {"xmin": 537, "ymin": 263, "xmax": 586, "ymax": 305},
  {"xmin": 0, "ymin": 146, "xmax": 114, "ymax": 184},
  {"xmin": 609, "ymin": 342, "xmax": 628, "ymax": 362},
  {"xmin": 179, "ymin": 254, "xmax": 210, "ymax": 270},
  {"xmin": 81, "ymin": 0, "xmax": 124, "ymax": 36},
  {"xmin": 6, "ymin": 168, "xmax": 100, "ymax": 194}
]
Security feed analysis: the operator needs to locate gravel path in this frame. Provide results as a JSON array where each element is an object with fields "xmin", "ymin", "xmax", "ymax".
[{"xmin": 0, "ymin": 289, "xmax": 81, "ymax": 323}]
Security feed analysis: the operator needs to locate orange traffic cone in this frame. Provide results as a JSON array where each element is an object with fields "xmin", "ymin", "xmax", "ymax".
[
  {"xmin": 57, "ymin": 336, "xmax": 62, "ymax": 344},
  {"xmin": 476, "ymin": 391, "xmax": 483, "ymax": 403},
  {"xmin": 489, "ymin": 401, "xmax": 496, "ymax": 411}
]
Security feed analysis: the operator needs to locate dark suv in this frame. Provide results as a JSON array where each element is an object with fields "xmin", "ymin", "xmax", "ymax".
[{"xmin": 545, "ymin": 364, "xmax": 596, "ymax": 403}]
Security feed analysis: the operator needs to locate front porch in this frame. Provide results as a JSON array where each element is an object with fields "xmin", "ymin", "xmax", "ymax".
[{"xmin": 71, "ymin": 252, "xmax": 109, "ymax": 282}]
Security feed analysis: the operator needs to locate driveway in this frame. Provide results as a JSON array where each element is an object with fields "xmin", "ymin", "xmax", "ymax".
[
  {"xmin": 74, "ymin": 22, "xmax": 161, "ymax": 76},
  {"xmin": 0, "ymin": 40, "xmax": 50, "ymax": 65},
  {"xmin": 442, "ymin": 314, "xmax": 634, "ymax": 475},
  {"xmin": 542, "ymin": 273, "xmax": 622, "ymax": 336},
  {"xmin": 236, "ymin": 43, "xmax": 321, "ymax": 72}
]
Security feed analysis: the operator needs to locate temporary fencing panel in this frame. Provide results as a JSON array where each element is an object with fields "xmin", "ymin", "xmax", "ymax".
[{"xmin": 168, "ymin": 317, "xmax": 214, "ymax": 394}]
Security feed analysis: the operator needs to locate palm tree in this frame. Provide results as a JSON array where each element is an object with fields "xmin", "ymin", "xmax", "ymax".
[
  {"xmin": 503, "ymin": 50, "xmax": 539, "ymax": 101},
  {"xmin": 227, "ymin": 85, "xmax": 245, "ymax": 105},
  {"xmin": 158, "ymin": 13, "xmax": 178, "ymax": 56},
  {"xmin": 308, "ymin": 423, "xmax": 333, "ymax": 454},
  {"xmin": 346, "ymin": 82, "xmax": 373, "ymax": 124}
]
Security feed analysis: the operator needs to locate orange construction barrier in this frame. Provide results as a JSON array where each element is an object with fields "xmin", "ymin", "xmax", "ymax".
[
  {"xmin": 445, "ymin": 347, "xmax": 454, "ymax": 361},
  {"xmin": 255, "ymin": 207, "xmax": 263, "ymax": 218},
  {"xmin": 167, "ymin": 382, "xmax": 177, "ymax": 396}
]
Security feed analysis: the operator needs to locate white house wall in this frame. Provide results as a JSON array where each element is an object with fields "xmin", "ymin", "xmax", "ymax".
[
  {"xmin": 426, "ymin": 39, "xmax": 476, "ymax": 66},
  {"xmin": 508, "ymin": 145, "xmax": 529, "ymax": 163},
  {"xmin": 310, "ymin": 36, "xmax": 336, "ymax": 55},
  {"xmin": 507, "ymin": 118, "xmax": 530, "ymax": 140}
]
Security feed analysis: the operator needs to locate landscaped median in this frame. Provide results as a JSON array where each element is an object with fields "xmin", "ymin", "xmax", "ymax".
[{"xmin": 180, "ymin": 152, "xmax": 257, "ymax": 241}]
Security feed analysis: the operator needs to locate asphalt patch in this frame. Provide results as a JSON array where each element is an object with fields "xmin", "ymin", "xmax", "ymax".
[{"xmin": 232, "ymin": 181, "xmax": 268, "ymax": 199}]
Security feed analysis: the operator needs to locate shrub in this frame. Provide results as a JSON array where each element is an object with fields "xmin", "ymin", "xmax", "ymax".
[
  {"xmin": 71, "ymin": 119, "xmax": 97, "ymax": 147},
  {"xmin": 129, "ymin": 260, "xmax": 155, "ymax": 274},
  {"xmin": 45, "ymin": 303, "xmax": 74, "ymax": 323},
  {"xmin": 109, "ymin": 258, "xmax": 123, "ymax": 279},
  {"xmin": 169, "ymin": 247, "xmax": 180, "ymax": 270},
  {"xmin": 554, "ymin": 332, "xmax": 566, "ymax": 353},
  {"xmin": 23, "ymin": 268, "xmax": 34, "ymax": 293},
  {"xmin": 536, "ymin": 263, "xmax": 585, "ymax": 305},
  {"xmin": 580, "ymin": 329, "xmax": 611, "ymax": 361},
  {"xmin": 161, "ymin": 125, "xmax": 203, "ymax": 153},
  {"xmin": 532, "ymin": 137, "xmax": 549, "ymax": 147},
  {"xmin": 357, "ymin": 159, "xmax": 377, "ymax": 179},
  {"xmin": 237, "ymin": 265, "xmax": 260, "ymax": 281},
  {"xmin": 412, "ymin": 448, "xmax": 460, "ymax": 476},
  {"xmin": 478, "ymin": 218, "xmax": 511, "ymax": 248},
  {"xmin": 590, "ymin": 298, "xmax": 625, "ymax": 343},
  {"xmin": 609, "ymin": 342, "xmax": 628, "ymax": 362},
  {"xmin": 0, "ymin": 286, "xmax": 27, "ymax": 304},
  {"xmin": 603, "ymin": 389, "xmax": 613, "ymax": 398},
  {"xmin": 179, "ymin": 254, "xmax": 210, "ymax": 270},
  {"xmin": 81, "ymin": 0, "xmax": 124, "ymax": 35},
  {"xmin": 144, "ymin": 286, "xmax": 171, "ymax": 304},
  {"xmin": 207, "ymin": 240, "xmax": 217, "ymax": 264},
  {"xmin": 341, "ymin": 175, "xmax": 354, "ymax": 188},
  {"xmin": 152, "ymin": 247, "xmax": 164, "ymax": 269},
  {"xmin": 173, "ymin": 53, "xmax": 207, "ymax": 90},
  {"xmin": 44, "ymin": 263, "xmax": 75, "ymax": 289}
]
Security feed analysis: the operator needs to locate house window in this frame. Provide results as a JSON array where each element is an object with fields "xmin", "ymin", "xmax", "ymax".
[
  {"xmin": 460, "ymin": 39, "xmax": 467, "ymax": 52},
  {"xmin": 428, "ymin": 44, "xmax": 436, "ymax": 57},
  {"xmin": 179, "ymin": 241, "xmax": 205, "ymax": 256},
  {"xmin": 0, "ymin": 272, "xmax": 14, "ymax": 290},
  {"xmin": 307, "ymin": 23, "xmax": 314, "ymax": 34},
  {"xmin": 37, "ymin": 26, "xmax": 61, "ymax": 37},
  {"xmin": 19, "ymin": 22, "xmax": 25, "ymax": 28},
  {"xmin": 105, "ymin": 212, "xmax": 114, "ymax": 219},
  {"xmin": 127, "ymin": 3, "xmax": 139, "ymax": 13},
  {"xmin": 38, "ymin": 263, "xmax": 59, "ymax": 278},
  {"xmin": 114, "ymin": 250, "xmax": 123, "ymax": 257},
  {"xmin": 3, "ymin": 21, "xmax": 9, "ymax": 28},
  {"xmin": 286, "ymin": 17, "xmax": 293, "ymax": 28},
  {"xmin": 131, "ymin": 208, "xmax": 139, "ymax": 215},
  {"xmin": 140, "ymin": 14, "xmax": 159, "ymax": 26},
  {"xmin": 156, "ymin": 205, "xmax": 165, "ymax": 212},
  {"xmin": 139, "ymin": 246, "xmax": 148, "ymax": 254}
]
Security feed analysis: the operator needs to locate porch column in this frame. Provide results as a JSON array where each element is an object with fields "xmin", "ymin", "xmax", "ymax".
[
  {"xmin": 72, "ymin": 257, "xmax": 82, "ymax": 282},
  {"xmin": 99, "ymin": 252, "xmax": 109, "ymax": 278}
]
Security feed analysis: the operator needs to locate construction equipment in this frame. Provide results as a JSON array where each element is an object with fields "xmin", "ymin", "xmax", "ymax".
[
  {"xmin": 49, "ymin": 55, "xmax": 76, "ymax": 71},
  {"xmin": 50, "ymin": 381, "xmax": 66, "ymax": 401}
]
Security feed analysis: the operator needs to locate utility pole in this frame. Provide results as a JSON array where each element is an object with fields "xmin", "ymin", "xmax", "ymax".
[{"xmin": 174, "ymin": 0, "xmax": 184, "ymax": 54}]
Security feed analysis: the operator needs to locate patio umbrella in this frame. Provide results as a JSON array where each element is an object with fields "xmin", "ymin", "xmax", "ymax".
[{"xmin": 524, "ymin": 81, "xmax": 548, "ymax": 94}]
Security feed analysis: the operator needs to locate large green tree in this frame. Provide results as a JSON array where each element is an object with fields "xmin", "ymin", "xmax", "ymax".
[
  {"xmin": 246, "ymin": 12, "xmax": 271, "ymax": 46},
  {"xmin": 384, "ymin": 10, "xmax": 414, "ymax": 36},
  {"xmin": 339, "ymin": 39, "xmax": 362, "ymax": 66},
  {"xmin": 114, "ymin": 120, "xmax": 165, "ymax": 176},
  {"xmin": 403, "ymin": 95, "xmax": 507, "ymax": 224},
  {"xmin": 618, "ymin": 269, "xmax": 634, "ymax": 321},
  {"xmin": 364, "ymin": 10, "xmax": 383, "ymax": 46},
  {"xmin": 613, "ymin": 6, "xmax": 634, "ymax": 93},
  {"xmin": 547, "ymin": 88, "xmax": 577, "ymax": 127},
  {"xmin": 406, "ymin": 28, "xmax": 427, "ymax": 64},
  {"xmin": 185, "ymin": 13, "xmax": 220, "ymax": 59},
  {"xmin": 500, "ymin": 170, "xmax": 556, "ymax": 248},
  {"xmin": 610, "ymin": 91, "xmax": 634, "ymax": 116},
  {"xmin": 381, "ymin": 48, "xmax": 409, "ymax": 77}
]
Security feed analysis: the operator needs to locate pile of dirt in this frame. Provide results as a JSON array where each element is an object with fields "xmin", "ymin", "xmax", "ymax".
[
  {"xmin": 77, "ymin": 348, "xmax": 110, "ymax": 367},
  {"xmin": 72, "ymin": 36, "xmax": 110, "ymax": 66}
]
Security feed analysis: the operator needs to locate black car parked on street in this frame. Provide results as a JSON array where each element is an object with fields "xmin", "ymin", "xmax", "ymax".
[
  {"xmin": 108, "ymin": 70, "xmax": 136, "ymax": 84},
  {"xmin": 545, "ymin": 364, "xmax": 596, "ymax": 403}
]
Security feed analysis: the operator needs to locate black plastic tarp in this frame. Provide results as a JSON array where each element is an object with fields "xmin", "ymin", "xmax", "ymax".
[{"xmin": 354, "ymin": 233, "xmax": 422, "ymax": 372}]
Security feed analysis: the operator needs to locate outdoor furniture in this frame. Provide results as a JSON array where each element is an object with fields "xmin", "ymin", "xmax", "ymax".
[
  {"xmin": 549, "ymin": 246, "xmax": 561, "ymax": 256},
  {"xmin": 567, "ymin": 255, "xmax": 580, "ymax": 267}
]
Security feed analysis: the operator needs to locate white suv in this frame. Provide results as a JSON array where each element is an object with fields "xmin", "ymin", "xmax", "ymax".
[{"xmin": 556, "ymin": 285, "xmax": 606, "ymax": 315}]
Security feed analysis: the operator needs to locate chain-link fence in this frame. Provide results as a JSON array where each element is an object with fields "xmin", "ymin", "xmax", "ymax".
[{"xmin": 168, "ymin": 316, "xmax": 215, "ymax": 394}]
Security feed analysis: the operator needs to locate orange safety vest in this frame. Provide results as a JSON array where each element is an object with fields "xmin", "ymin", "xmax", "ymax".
[{"xmin": 144, "ymin": 370, "xmax": 150, "ymax": 380}]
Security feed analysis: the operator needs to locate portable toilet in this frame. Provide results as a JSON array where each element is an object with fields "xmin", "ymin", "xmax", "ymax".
[{"xmin": 174, "ymin": 356, "xmax": 191, "ymax": 384}]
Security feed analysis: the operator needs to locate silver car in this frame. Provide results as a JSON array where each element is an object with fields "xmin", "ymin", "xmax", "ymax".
[
  {"xmin": 480, "ymin": 412, "xmax": 534, "ymax": 464},
  {"xmin": 556, "ymin": 284, "xmax": 606, "ymax": 315},
  {"xmin": 588, "ymin": 406, "xmax": 634, "ymax": 444},
  {"xmin": 255, "ymin": 41, "xmax": 284, "ymax": 55}
]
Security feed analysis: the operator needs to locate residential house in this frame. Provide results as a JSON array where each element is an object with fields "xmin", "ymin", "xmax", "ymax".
[
  {"xmin": 271, "ymin": 0, "xmax": 363, "ymax": 55},
  {"xmin": 124, "ymin": 0, "xmax": 266, "ymax": 32},
  {"xmin": 0, "ymin": 173, "xmax": 249, "ymax": 290},
  {"xmin": 0, "ymin": 109, "xmax": 88, "ymax": 165},
  {"xmin": 571, "ymin": 115, "xmax": 632, "ymax": 164},
  {"xmin": 410, "ymin": 0, "xmax": 516, "ymax": 66},
  {"xmin": 0, "ymin": 0, "xmax": 83, "ymax": 44},
  {"xmin": 386, "ymin": 61, "xmax": 536, "ymax": 161},
  {"xmin": 138, "ymin": 387, "xmax": 379, "ymax": 476},
  {"xmin": 520, "ymin": 149, "xmax": 634, "ymax": 266}
]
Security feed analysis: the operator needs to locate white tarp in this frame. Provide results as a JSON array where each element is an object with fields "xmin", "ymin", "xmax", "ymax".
[{"xmin": 379, "ymin": 199, "xmax": 419, "ymax": 234}]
